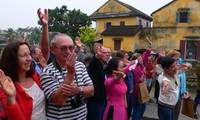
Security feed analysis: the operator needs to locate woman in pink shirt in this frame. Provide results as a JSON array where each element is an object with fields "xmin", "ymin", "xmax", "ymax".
[
  {"xmin": 103, "ymin": 57, "xmax": 128, "ymax": 120},
  {"xmin": 131, "ymin": 48, "xmax": 151, "ymax": 120}
]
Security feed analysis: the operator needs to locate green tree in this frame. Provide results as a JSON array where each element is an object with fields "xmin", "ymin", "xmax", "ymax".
[
  {"xmin": 16, "ymin": 27, "xmax": 24, "ymax": 39},
  {"xmin": 67, "ymin": 9, "xmax": 92, "ymax": 39},
  {"xmin": 48, "ymin": 6, "xmax": 69, "ymax": 35},
  {"xmin": 39, "ymin": 5, "xmax": 92, "ymax": 40},
  {"xmin": 78, "ymin": 26, "xmax": 96, "ymax": 50},
  {"xmin": 5, "ymin": 28, "xmax": 17, "ymax": 42},
  {"xmin": 27, "ymin": 27, "xmax": 41, "ymax": 45}
]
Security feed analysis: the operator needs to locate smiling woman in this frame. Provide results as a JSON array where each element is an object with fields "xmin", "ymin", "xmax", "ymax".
[{"xmin": 0, "ymin": 41, "xmax": 47, "ymax": 120}]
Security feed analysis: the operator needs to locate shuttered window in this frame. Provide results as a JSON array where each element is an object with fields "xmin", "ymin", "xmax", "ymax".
[
  {"xmin": 113, "ymin": 38, "xmax": 122, "ymax": 51},
  {"xmin": 114, "ymin": 40, "xmax": 121, "ymax": 50},
  {"xmin": 120, "ymin": 21, "xmax": 125, "ymax": 26},
  {"xmin": 180, "ymin": 37, "xmax": 200, "ymax": 60},
  {"xmin": 185, "ymin": 41, "xmax": 197, "ymax": 59},
  {"xmin": 105, "ymin": 22, "xmax": 111, "ymax": 29},
  {"xmin": 176, "ymin": 10, "xmax": 190, "ymax": 23}
]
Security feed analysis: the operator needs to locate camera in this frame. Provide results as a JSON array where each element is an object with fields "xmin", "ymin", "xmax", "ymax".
[{"xmin": 71, "ymin": 95, "xmax": 87, "ymax": 108}]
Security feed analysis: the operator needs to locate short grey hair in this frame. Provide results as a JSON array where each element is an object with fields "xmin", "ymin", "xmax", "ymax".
[{"xmin": 50, "ymin": 33, "xmax": 73, "ymax": 47}]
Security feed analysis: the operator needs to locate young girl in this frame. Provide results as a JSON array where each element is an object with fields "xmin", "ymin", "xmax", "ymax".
[{"xmin": 103, "ymin": 57, "xmax": 128, "ymax": 120}]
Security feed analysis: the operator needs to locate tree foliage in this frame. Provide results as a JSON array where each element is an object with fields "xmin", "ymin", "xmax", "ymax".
[
  {"xmin": 5, "ymin": 28, "xmax": 17, "ymax": 42},
  {"xmin": 4, "ymin": 27, "xmax": 41, "ymax": 45},
  {"xmin": 78, "ymin": 26, "xmax": 96, "ymax": 49},
  {"xmin": 46, "ymin": 5, "xmax": 92, "ymax": 40},
  {"xmin": 27, "ymin": 27, "xmax": 41, "ymax": 45}
]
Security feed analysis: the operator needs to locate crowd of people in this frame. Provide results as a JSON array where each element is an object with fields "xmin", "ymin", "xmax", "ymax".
[{"xmin": 0, "ymin": 8, "xmax": 199, "ymax": 120}]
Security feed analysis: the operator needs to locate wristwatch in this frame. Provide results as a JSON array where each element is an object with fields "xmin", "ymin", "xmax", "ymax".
[{"xmin": 79, "ymin": 87, "xmax": 83, "ymax": 95}]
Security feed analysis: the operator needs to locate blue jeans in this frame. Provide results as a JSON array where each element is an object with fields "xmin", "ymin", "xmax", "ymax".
[
  {"xmin": 132, "ymin": 97, "xmax": 146, "ymax": 120},
  {"xmin": 174, "ymin": 99, "xmax": 182, "ymax": 120},
  {"xmin": 127, "ymin": 93, "xmax": 134, "ymax": 119},
  {"xmin": 87, "ymin": 100, "xmax": 106, "ymax": 120},
  {"xmin": 146, "ymin": 78, "xmax": 152, "ymax": 88},
  {"xmin": 194, "ymin": 90, "xmax": 200, "ymax": 112},
  {"xmin": 146, "ymin": 78, "xmax": 153, "ymax": 93},
  {"xmin": 158, "ymin": 104, "xmax": 174, "ymax": 120}
]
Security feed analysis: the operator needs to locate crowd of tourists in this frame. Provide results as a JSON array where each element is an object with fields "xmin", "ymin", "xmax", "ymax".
[{"xmin": 0, "ymin": 8, "xmax": 199, "ymax": 120}]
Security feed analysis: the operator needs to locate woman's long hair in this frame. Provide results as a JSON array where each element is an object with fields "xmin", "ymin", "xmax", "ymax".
[{"xmin": 0, "ymin": 41, "xmax": 35, "ymax": 82}]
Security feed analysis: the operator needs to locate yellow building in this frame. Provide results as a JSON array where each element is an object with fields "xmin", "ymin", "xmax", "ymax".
[
  {"xmin": 151, "ymin": 0, "xmax": 200, "ymax": 60},
  {"xmin": 89, "ymin": 0, "xmax": 152, "ymax": 52},
  {"xmin": 90, "ymin": 0, "xmax": 200, "ymax": 60}
]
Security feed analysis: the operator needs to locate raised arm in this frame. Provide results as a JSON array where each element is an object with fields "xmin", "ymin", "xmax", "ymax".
[
  {"xmin": 0, "ymin": 70, "xmax": 26, "ymax": 120},
  {"xmin": 37, "ymin": 8, "xmax": 49, "ymax": 61}
]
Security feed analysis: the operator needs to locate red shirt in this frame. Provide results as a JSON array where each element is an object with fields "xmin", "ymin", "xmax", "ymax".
[
  {"xmin": 0, "ymin": 72, "xmax": 42, "ymax": 120},
  {"xmin": 146, "ymin": 61, "xmax": 153, "ymax": 78}
]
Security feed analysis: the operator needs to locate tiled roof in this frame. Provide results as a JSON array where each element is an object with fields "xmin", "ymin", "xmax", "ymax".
[
  {"xmin": 90, "ymin": 0, "xmax": 152, "ymax": 21},
  {"xmin": 117, "ymin": 0, "xmax": 152, "ymax": 21},
  {"xmin": 101, "ymin": 25, "xmax": 142, "ymax": 35}
]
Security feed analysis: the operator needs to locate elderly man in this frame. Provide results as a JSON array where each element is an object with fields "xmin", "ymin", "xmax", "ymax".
[
  {"xmin": 87, "ymin": 44, "xmax": 110, "ymax": 120},
  {"xmin": 40, "ymin": 33, "xmax": 94, "ymax": 119}
]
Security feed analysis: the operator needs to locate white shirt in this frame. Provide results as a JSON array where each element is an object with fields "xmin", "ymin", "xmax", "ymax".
[
  {"xmin": 158, "ymin": 72, "xmax": 180, "ymax": 106},
  {"xmin": 23, "ymin": 82, "xmax": 47, "ymax": 120}
]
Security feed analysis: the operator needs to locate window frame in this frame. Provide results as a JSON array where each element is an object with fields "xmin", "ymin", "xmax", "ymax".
[
  {"xmin": 113, "ymin": 38, "xmax": 122, "ymax": 51},
  {"xmin": 176, "ymin": 9, "xmax": 190, "ymax": 23},
  {"xmin": 105, "ymin": 22, "xmax": 111, "ymax": 29}
]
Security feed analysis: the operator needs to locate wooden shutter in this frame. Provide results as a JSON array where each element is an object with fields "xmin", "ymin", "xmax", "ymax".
[
  {"xmin": 196, "ymin": 41, "xmax": 200, "ymax": 60},
  {"xmin": 114, "ymin": 40, "xmax": 121, "ymax": 51},
  {"xmin": 187, "ymin": 12, "xmax": 190, "ymax": 22},
  {"xmin": 176, "ymin": 12, "xmax": 180, "ymax": 23},
  {"xmin": 180, "ymin": 40, "xmax": 185, "ymax": 59}
]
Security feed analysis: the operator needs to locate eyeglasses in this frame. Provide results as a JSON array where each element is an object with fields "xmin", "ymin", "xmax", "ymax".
[
  {"xmin": 124, "ymin": 54, "xmax": 129, "ymax": 57},
  {"xmin": 102, "ymin": 52, "xmax": 110, "ymax": 54},
  {"xmin": 54, "ymin": 45, "xmax": 74, "ymax": 51},
  {"xmin": 18, "ymin": 53, "xmax": 31, "ymax": 58}
]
